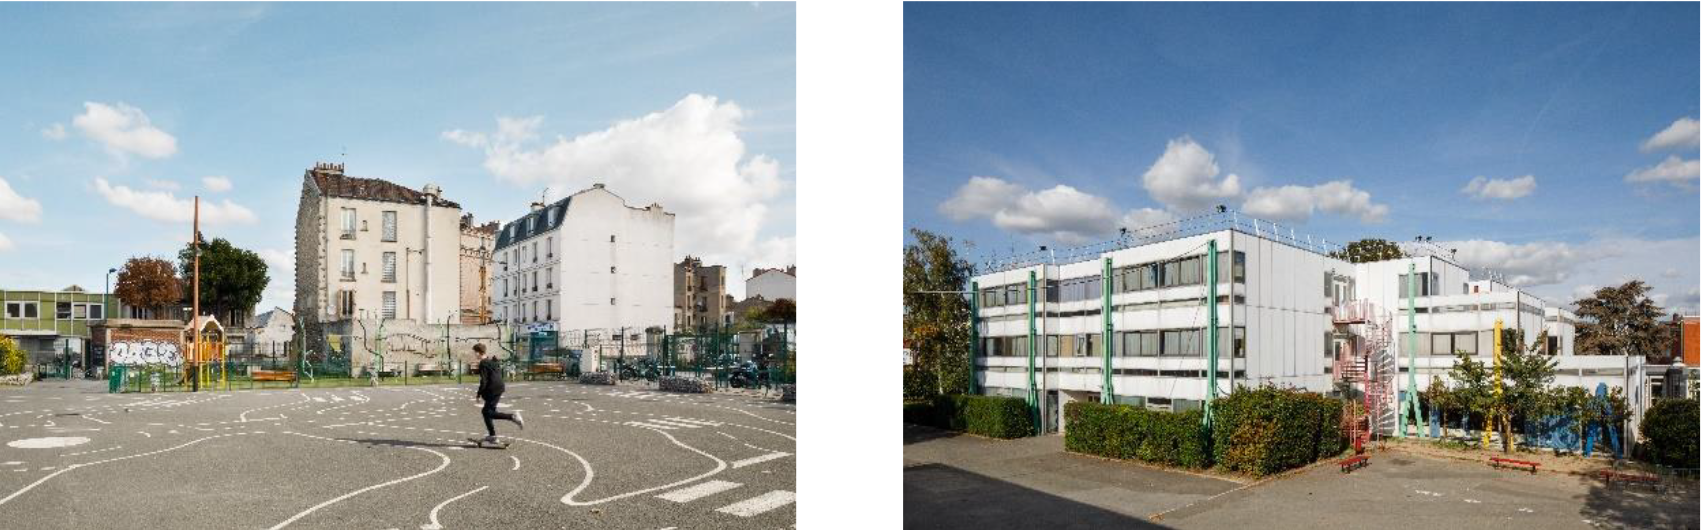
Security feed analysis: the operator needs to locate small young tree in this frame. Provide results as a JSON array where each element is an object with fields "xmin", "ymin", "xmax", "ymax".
[
  {"xmin": 1446, "ymin": 351, "xmax": 1493, "ymax": 446},
  {"xmin": 903, "ymin": 229, "xmax": 975, "ymax": 396},
  {"xmin": 1425, "ymin": 375, "xmax": 1454, "ymax": 439},
  {"xmin": 0, "ymin": 336, "xmax": 25, "ymax": 375},
  {"xmin": 1500, "ymin": 331, "xmax": 1558, "ymax": 450}
]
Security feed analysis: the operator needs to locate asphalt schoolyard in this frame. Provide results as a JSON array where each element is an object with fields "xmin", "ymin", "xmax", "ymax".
[{"xmin": 0, "ymin": 379, "xmax": 796, "ymax": 529}]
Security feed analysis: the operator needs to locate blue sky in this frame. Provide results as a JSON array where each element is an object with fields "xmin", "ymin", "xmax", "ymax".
[
  {"xmin": 0, "ymin": 2, "xmax": 795, "ymax": 310},
  {"xmin": 906, "ymin": 2, "xmax": 1699, "ymax": 314}
]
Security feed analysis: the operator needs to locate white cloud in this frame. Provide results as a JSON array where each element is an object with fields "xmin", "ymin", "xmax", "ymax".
[
  {"xmin": 939, "ymin": 176, "xmax": 1023, "ymax": 221},
  {"xmin": 1641, "ymin": 117, "xmax": 1699, "ymax": 153},
  {"xmin": 257, "ymin": 248, "xmax": 294, "ymax": 312},
  {"xmin": 1445, "ymin": 239, "xmax": 1583, "ymax": 287},
  {"xmin": 0, "ymin": 177, "xmax": 43, "ymax": 223},
  {"xmin": 1461, "ymin": 175, "xmax": 1537, "ymax": 200},
  {"xmin": 201, "ymin": 175, "xmax": 233, "ymax": 193},
  {"xmin": 0, "ymin": 232, "xmax": 12, "ymax": 252},
  {"xmin": 40, "ymin": 123, "xmax": 66, "ymax": 140},
  {"xmin": 1624, "ymin": 155, "xmax": 1699, "ymax": 186},
  {"xmin": 1141, "ymin": 137, "xmax": 1243, "ymax": 213},
  {"xmin": 1663, "ymin": 268, "xmax": 1682, "ymax": 279},
  {"xmin": 1243, "ymin": 179, "xmax": 1388, "ymax": 223},
  {"xmin": 71, "ymin": 102, "xmax": 178, "ymax": 159},
  {"xmin": 1120, "ymin": 207, "xmax": 1178, "ymax": 237},
  {"xmin": 144, "ymin": 178, "xmax": 180, "ymax": 191},
  {"xmin": 92, "ymin": 177, "xmax": 256, "ymax": 225},
  {"xmin": 443, "ymin": 94, "xmax": 788, "ymax": 278},
  {"xmin": 939, "ymin": 177, "xmax": 1120, "ymax": 244}
]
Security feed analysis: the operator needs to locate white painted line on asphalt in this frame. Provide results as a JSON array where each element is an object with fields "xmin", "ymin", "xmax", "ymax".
[
  {"xmin": 421, "ymin": 485, "xmax": 487, "ymax": 530},
  {"xmin": 138, "ymin": 432, "xmax": 151, "ymax": 438},
  {"xmin": 510, "ymin": 455, "xmax": 520, "ymax": 471},
  {"xmin": 647, "ymin": 419, "xmax": 704, "ymax": 428},
  {"xmin": 714, "ymin": 490, "xmax": 795, "ymax": 517},
  {"xmin": 657, "ymin": 480, "xmax": 741, "ymax": 503},
  {"xmin": 267, "ymin": 435, "xmax": 453, "ymax": 530},
  {"xmin": 561, "ymin": 424, "xmax": 727, "ymax": 506},
  {"xmin": 730, "ymin": 452, "xmax": 791, "ymax": 469},
  {"xmin": 80, "ymin": 415, "xmax": 110, "ymax": 425},
  {"xmin": 624, "ymin": 422, "xmax": 677, "ymax": 430}
]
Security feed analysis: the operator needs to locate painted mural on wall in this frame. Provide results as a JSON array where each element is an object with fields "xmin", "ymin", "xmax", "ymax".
[{"xmin": 108, "ymin": 340, "xmax": 183, "ymax": 366}]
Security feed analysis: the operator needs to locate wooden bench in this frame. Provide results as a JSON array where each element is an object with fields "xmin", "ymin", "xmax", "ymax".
[
  {"xmin": 529, "ymin": 363, "xmax": 564, "ymax": 374},
  {"xmin": 1599, "ymin": 470, "xmax": 1663, "ymax": 491},
  {"xmin": 415, "ymin": 364, "xmax": 447, "ymax": 376},
  {"xmin": 252, "ymin": 370, "xmax": 296, "ymax": 383},
  {"xmin": 1489, "ymin": 457, "xmax": 1540, "ymax": 474},
  {"xmin": 1339, "ymin": 455, "xmax": 1370, "ymax": 473}
]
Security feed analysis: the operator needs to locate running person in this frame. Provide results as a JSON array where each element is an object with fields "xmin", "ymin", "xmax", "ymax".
[{"xmin": 473, "ymin": 344, "xmax": 523, "ymax": 443}]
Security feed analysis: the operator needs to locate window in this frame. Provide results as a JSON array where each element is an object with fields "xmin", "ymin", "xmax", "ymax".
[
  {"xmin": 382, "ymin": 252, "xmax": 397, "ymax": 282},
  {"xmin": 57, "ymin": 302, "xmax": 72, "ymax": 319},
  {"xmin": 500, "ymin": 279, "xmax": 507, "ymax": 298},
  {"xmin": 381, "ymin": 211, "xmax": 397, "ymax": 242},
  {"xmin": 501, "ymin": 252, "xmax": 509, "ymax": 272},
  {"xmin": 341, "ymin": 208, "xmax": 357, "ymax": 239},
  {"xmin": 531, "ymin": 242, "xmax": 538, "ymax": 263},
  {"xmin": 1219, "ymin": 251, "xmax": 1246, "ymax": 284},
  {"xmin": 610, "ymin": 235, "xmax": 616, "ymax": 243},
  {"xmin": 338, "ymin": 291, "xmax": 356, "ymax": 317},
  {"xmin": 381, "ymin": 292, "xmax": 397, "ymax": 319},
  {"xmin": 341, "ymin": 250, "xmax": 356, "ymax": 281},
  {"xmin": 532, "ymin": 271, "xmax": 539, "ymax": 292},
  {"xmin": 610, "ymin": 298, "xmax": 616, "ymax": 305},
  {"xmin": 532, "ymin": 301, "xmax": 538, "ymax": 321},
  {"xmin": 546, "ymin": 300, "xmax": 553, "ymax": 320},
  {"xmin": 546, "ymin": 237, "xmax": 553, "ymax": 258},
  {"xmin": 610, "ymin": 266, "xmax": 617, "ymax": 274},
  {"xmin": 72, "ymin": 303, "xmax": 87, "ymax": 320},
  {"xmin": 546, "ymin": 268, "xmax": 553, "ymax": 289},
  {"xmin": 88, "ymin": 303, "xmax": 103, "ymax": 320}
]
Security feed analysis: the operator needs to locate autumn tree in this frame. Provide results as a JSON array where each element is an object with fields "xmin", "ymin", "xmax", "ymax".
[
  {"xmin": 903, "ymin": 229, "xmax": 975, "ymax": 396},
  {"xmin": 114, "ymin": 257, "xmax": 181, "ymax": 319}
]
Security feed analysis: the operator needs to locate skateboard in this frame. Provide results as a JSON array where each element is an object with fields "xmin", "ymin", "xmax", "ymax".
[{"xmin": 467, "ymin": 436, "xmax": 511, "ymax": 449}]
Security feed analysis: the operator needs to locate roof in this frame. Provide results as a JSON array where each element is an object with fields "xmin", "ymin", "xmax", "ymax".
[
  {"xmin": 493, "ymin": 197, "xmax": 571, "ymax": 251},
  {"xmin": 307, "ymin": 166, "xmax": 461, "ymax": 209},
  {"xmin": 252, "ymin": 307, "xmax": 294, "ymax": 328}
]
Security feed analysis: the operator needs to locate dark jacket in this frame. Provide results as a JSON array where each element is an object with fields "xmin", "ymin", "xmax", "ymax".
[{"xmin": 476, "ymin": 357, "xmax": 505, "ymax": 398}]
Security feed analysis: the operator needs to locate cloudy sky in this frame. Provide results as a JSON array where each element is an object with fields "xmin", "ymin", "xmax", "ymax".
[
  {"xmin": 905, "ymin": 2, "xmax": 1699, "ymax": 315},
  {"xmin": 0, "ymin": 3, "xmax": 795, "ymax": 310}
]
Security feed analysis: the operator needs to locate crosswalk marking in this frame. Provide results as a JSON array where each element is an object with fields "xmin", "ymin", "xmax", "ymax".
[
  {"xmin": 657, "ymin": 480, "xmax": 742, "ymax": 503},
  {"xmin": 715, "ymin": 490, "xmax": 795, "ymax": 517},
  {"xmin": 731, "ymin": 452, "xmax": 791, "ymax": 468}
]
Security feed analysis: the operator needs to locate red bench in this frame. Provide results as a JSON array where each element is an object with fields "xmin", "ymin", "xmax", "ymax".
[
  {"xmin": 1599, "ymin": 470, "xmax": 1663, "ymax": 491},
  {"xmin": 1339, "ymin": 455, "xmax": 1370, "ymax": 473},
  {"xmin": 1489, "ymin": 457, "xmax": 1540, "ymax": 474}
]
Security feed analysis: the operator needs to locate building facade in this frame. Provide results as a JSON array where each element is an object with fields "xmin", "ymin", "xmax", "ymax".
[
  {"xmin": 491, "ymin": 184, "xmax": 674, "ymax": 334},
  {"xmin": 247, "ymin": 307, "xmax": 296, "ymax": 356},
  {"xmin": 0, "ymin": 287, "xmax": 110, "ymax": 367},
  {"xmin": 747, "ymin": 266, "xmax": 796, "ymax": 302},
  {"xmin": 675, "ymin": 256, "xmax": 729, "ymax": 330},
  {"xmin": 458, "ymin": 214, "xmax": 500, "ymax": 324},
  {"xmin": 968, "ymin": 213, "xmax": 1638, "ymax": 436},
  {"xmin": 294, "ymin": 163, "xmax": 463, "ymax": 327}
]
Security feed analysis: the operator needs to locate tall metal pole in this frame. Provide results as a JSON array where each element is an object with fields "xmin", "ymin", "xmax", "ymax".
[
  {"xmin": 1026, "ymin": 271, "xmax": 1038, "ymax": 433},
  {"xmin": 1101, "ymin": 257, "xmax": 1113, "ymax": 404},
  {"xmin": 191, "ymin": 196, "xmax": 201, "ymax": 392},
  {"xmin": 969, "ymin": 280, "xmax": 979, "ymax": 395},
  {"xmin": 1205, "ymin": 240, "xmax": 1218, "ymax": 428}
]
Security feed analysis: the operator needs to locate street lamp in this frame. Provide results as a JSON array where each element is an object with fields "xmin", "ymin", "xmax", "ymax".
[{"xmin": 104, "ymin": 268, "xmax": 116, "ymax": 320}]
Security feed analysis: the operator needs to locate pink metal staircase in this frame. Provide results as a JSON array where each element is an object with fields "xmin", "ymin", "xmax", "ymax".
[{"xmin": 1330, "ymin": 300, "xmax": 1393, "ymax": 452}]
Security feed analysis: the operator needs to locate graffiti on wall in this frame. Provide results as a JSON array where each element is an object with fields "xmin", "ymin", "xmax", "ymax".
[{"xmin": 108, "ymin": 341, "xmax": 183, "ymax": 366}]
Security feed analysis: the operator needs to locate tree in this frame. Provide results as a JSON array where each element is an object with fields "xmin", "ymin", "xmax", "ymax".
[
  {"xmin": 0, "ymin": 335, "xmax": 25, "ymax": 375},
  {"xmin": 1329, "ymin": 238, "xmax": 1405, "ymax": 263},
  {"xmin": 903, "ymin": 229, "xmax": 975, "ymax": 397},
  {"xmin": 1446, "ymin": 351, "xmax": 1493, "ymax": 447},
  {"xmin": 1425, "ymin": 375, "xmax": 1454, "ymax": 439},
  {"xmin": 178, "ymin": 236, "xmax": 269, "ymax": 324},
  {"xmin": 1639, "ymin": 398, "xmax": 1698, "ymax": 467},
  {"xmin": 758, "ymin": 298, "xmax": 796, "ymax": 324},
  {"xmin": 115, "ymin": 257, "xmax": 181, "ymax": 318},
  {"xmin": 1499, "ymin": 331, "xmax": 1558, "ymax": 450},
  {"xmin": 1575, "ymin": 281, "xmax": 1672, "ymax": 358}
]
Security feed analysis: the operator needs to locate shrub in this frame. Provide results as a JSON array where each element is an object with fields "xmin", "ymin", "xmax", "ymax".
[
  {"xmin": 1640, "ymin": 398, "xmax": 1698, "ymax": 468},
  {"xmin": 1212, "ymin": 385, "xmax": 1345, "ymax": 476},
  {"xmin": 1065, "ymin": 401, "xmax": 1210, "ymax": 468},
  {"xmin": 903, "ymin": 367, "xmax": 937, "ymax": 400},
  {"xmin": 903, "ymin": 400, "xmax": 933, "ymax": 425},
  {"xmin": 927, "ymin": 394, "xmax": 1033, "ymax": 439},
  {"xmin": 0, "ymin": 336, "xmax": 23, "ymax": 376}
]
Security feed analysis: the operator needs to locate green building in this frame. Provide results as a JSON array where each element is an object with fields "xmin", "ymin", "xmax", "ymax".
[{"xmin": 0, "ymin": 287, "xmax": 112, "ymax": 368}]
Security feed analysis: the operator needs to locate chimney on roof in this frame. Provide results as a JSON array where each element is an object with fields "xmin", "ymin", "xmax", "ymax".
[
  {"xmin": 312, "ymin": 162, "xmax": 345, "ymax": 174},
  {"xmin": 530, "ymin": 201, "xmax": 545, "ymax": 212},
  {"xmin": 423, "ymin": 184, "xmax": 442, "ymax": 199},
  {"xmin": 592, "ymin": 183, "xmax": 605, "ymax": 189}
]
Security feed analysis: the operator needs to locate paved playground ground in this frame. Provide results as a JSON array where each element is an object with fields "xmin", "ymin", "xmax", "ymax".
[
  {"xmin": 904, "ymin": 424, "xmax": 1699, "ymax": 529},
  {"xmin": 0, "ymin": 379, "xmax": 796, "ymax": 529}
]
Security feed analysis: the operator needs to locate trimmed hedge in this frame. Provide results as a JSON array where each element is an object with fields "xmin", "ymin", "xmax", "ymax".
[
  {"xmin": 1640, "ymin": 398, "xmax": 1698, "ymax": 468},
  {"xmin": 1212, "ymin": 386, "xmax": 1345, "ymax": 476},
  {"xmin": 1065, "ymin": 401, "xmax": 1211, "ymax": 468},
  {"xmin": 903, "ymin": 401, "xmax": 933, "ymax": 425},
  {"xmin": 916, "ymin": 394, "xmax": 1034, "ymax": 439}
]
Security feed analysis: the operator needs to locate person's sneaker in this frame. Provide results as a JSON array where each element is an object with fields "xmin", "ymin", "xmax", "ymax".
[
  {"xmin": 510, "ymin": 412, "xmax": 525, "ymax": 430},
  {"xmin": 483, "ymin": 435, "xmax": 499, "ymax": 443}
]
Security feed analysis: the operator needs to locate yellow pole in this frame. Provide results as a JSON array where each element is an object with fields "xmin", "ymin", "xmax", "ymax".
[{"xmin": 1485, "ymin": 319, "xmax": 1504, "ymax": 448}]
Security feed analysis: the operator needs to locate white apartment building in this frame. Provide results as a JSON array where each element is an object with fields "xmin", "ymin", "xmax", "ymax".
[
  {"xmin": 491, "ymin": 184, "xmax": 674, "ymax": 335},
  {"xmin": 747, "ymin": 266, "xmax": 797, "ymax": 302},
  {"xmin": 969, "ymin": 212, "xmax": 1648, "ymax": 436},
  {"xmin": 295, "ymin": 163, "xmax": 463, "ymax": 326}
]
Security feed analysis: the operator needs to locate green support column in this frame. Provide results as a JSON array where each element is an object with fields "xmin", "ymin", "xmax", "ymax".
[
  {"xmin": 1204, "ymin": 240, "xmax": 1218, "ymax": 429},
  {"xmin": 1101, "ymin": 258, "xmax": 1114, "ymax": 404},
  {"xmin": 1026, "ymin": 271, "xmax": 1039, "ymax": 433},
  {"xmin": 970, "ymin": 281, "xmax": 980, "ymax": 395},
  {"xmin": 1400, "ymin": 263, "xmax": 1427, "ymax": 437}
]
